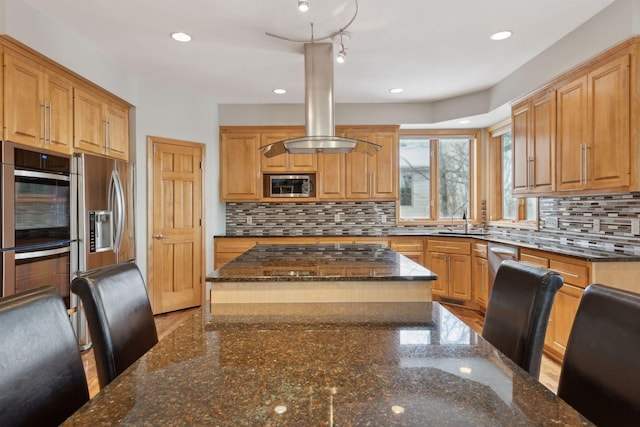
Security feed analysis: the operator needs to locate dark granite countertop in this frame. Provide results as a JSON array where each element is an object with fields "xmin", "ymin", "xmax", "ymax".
[
  {"xmin": 207, "ymin": 244, "xmax": 438, "ymax": 282},
  {"xmin": 63, "ymin": 302, "xmax": 592, "ymax": 426},
  {"xmin": 214, "ymin": 234, "xmax": 640, "ymax": 262}
]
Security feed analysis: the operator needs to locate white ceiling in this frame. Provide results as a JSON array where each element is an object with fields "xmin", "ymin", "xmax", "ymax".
[{"xmin": 23, "ymin": 0, "xmax": 615, "ymax": 111}]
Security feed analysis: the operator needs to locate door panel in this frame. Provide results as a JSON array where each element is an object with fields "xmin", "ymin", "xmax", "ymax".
[{"xmin": 151, "ymin": 137, "xmax": 204, "ymax": 314}]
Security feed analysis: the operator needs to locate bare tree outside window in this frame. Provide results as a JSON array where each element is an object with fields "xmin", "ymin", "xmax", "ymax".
[{"xmin": 438, "ymin": 139, "xmax": 470, "ymax": 218}]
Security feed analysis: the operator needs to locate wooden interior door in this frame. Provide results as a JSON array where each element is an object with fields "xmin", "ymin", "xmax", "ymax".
[{"xmin": 149, "ymin": 136, "xmax": 204, "ymax": 314}]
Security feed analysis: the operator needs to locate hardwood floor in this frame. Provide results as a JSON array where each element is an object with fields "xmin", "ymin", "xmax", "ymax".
[
  {"xmin": 444, "ymin": 303, "xmax": 561, "ymax": 393},
  {"xmin": 81, "ymin": 303, "xmax": 561, "ymax": 398}
]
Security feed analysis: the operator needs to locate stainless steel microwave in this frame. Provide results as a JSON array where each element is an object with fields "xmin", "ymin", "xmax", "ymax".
[{"xmin": 269, "ymin": 175, "xmax": 314, "ymax": 198}]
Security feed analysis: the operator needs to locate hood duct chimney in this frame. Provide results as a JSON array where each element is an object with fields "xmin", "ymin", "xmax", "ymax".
[{"xmin": 261, "ymin": 42, "xmax": 381, "ymax": 158}]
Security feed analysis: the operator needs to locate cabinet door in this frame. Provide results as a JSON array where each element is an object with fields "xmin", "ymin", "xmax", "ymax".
[
  {"xmin": 260, "ymin": 133, "xmax": 289, "ymax": 172},
  {"xmin": 587, "ymin": 54, "xmax": 630, "ymax": 190},
  {"xmin": 4, "ymin": 53, "xmax": 43, "ymax": 147},
  {"xmin": 105, "ymin": 102, "xmax": 129, "ymax": 161},
  {"xmin": 317, "ymin": 153, "xmax": 345, "ymax": 199},
  {"xmin": 45, "ymin": 71, "xmax": 73, "ymax": 154},
  {"xmin": 511, "ymin": 102, "xmax": 530, "ymax": 194},
  {"xmin": 472, "ymin": 255, "xmax": 489, "ymax": 308},
  {"xmin": 449, "ymin": 253, "xmax": 472, "ymax": 301},
  {"xmin": 556, "ymin": 76, "xmax": 587, "ymax": 191},
  {"xmin": 426, "ymin": 252, "xmax": 448, "ymax": 297},
  {"xmin": 370, "ymin": 132, "xmax": 397, "ymax": 198},
  {"xmin": 345, "ymin": 130, "xmax": 373, "ymax": 199},
  {"xmin": 530, "ymin": 91, "xmax": 555, "ymax": 192},
  {"xmin": 549, "ymin": 284, "xmax": 583, "ymax": 356},
  {"xmin": 220, "ymin": 133, "xmax": 261, "ymax": 200},
  {"xmin": 74, "ymin": 87, "xmax": 105, "ymax": 155}
]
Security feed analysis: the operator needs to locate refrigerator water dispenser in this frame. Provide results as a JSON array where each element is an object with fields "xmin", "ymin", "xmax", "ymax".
[{"xmin": 89, "ymin": 210, "xmax": 113, "ymax": 253}]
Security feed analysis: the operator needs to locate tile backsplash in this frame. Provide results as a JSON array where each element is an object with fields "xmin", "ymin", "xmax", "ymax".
[{"xmin": 225, "ymin": 193, "xmax": 640, "ymax": 253}]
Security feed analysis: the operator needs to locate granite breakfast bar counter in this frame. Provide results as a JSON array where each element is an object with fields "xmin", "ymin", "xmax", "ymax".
[{"xmin": 206, "ymin": 244, "xmax": 437, "ymax": 304}]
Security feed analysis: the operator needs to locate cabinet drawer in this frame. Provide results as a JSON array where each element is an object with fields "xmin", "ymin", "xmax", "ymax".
[
  {"xmin": 427, "ymin": 239, "xmax": 470, "ymax": 255},
  {"xmin": 520, "ymin": 252, "xmax": 550, "ymax": 268},
  {"xmin": 390, "ymin": 237, "xmax": 425, "ymax": 252},
  {"xmin": 550, "ymin": 260, "xmax": 588, "ymax": 288},
  {"xmin": 471, "ymin": 243, "xmax": 487, "ymax": 259},
  {"xmin": 215, "ymin": 238, "xmax": 257, "ymax": 253}
]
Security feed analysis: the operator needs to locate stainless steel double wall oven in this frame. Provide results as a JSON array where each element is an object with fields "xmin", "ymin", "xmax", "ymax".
[{"xmin": 1, "ymin": 143, "xmax": 74, "ymax": 307}]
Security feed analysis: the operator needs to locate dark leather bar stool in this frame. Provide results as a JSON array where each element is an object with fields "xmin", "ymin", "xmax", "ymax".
[
  {"xmin": 72, "ymin": 262, "xmax": 158, "ymax": 389},
  {"xmin": 482, "ymin": 260, "xmax": 563, "ymax": 378},
  {"xmin": 557, "ymin": 284, "xmax": 640, "ymax": 426},
  {"xmin": 0, "ymin": 286, "xmax": 89, "ymax": 427}
]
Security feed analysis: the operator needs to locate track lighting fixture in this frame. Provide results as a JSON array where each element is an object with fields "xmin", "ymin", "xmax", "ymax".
[
  {"xmin": 298, "ymin": 0, "xmax": 309, "ymax": 12},
  {"xmin": 336, "ymin": 30, "xmax": 347, "ymax": 63}
]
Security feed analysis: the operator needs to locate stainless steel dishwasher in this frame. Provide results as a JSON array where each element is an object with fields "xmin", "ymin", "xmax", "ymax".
[{"xmin": 488, "ymin": 242, "xmax": 520, "ymax": 288}]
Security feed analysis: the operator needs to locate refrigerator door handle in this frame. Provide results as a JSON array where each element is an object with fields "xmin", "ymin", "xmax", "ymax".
[{"xmin": 109, "ymin": 169, "xmax": 126, "ymax": 254}]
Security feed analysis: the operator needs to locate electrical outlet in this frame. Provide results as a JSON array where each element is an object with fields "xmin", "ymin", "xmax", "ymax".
[
  {"xmin": 544, "ymin": 217, "xmax": 558, "ymax": 229},
  {"xmin": 593, "ymin": 218, "xmax": 600, "ymax": 233},
  {"xmin": 334, "ymin": 213, "xmax": 341, "ymax": 222},
  {"xmin": 380, "ymin": 214, "xmax": 387, "ymax": 223},
  {"xmin": 632, "ymin": 218, "xmax": 640, "ymax": 235},
  {"xmin": 246, "ymin": 216, "xmax": 253, "ymax": 225}
]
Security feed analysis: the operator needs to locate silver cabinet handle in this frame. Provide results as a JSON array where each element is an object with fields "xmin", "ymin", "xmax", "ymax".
[
  {"xmin": 42, "ymin": 103, "xmax": 47, "ymax": 143},
  {"xmin": 154, "ymin": 234, "xmax": 168, "ymax": 239}
]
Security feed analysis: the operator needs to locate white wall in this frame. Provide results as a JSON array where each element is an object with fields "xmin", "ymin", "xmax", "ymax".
[{"xmin": 0, "ymin": 0, "xmax": 225, "ymax": 282}]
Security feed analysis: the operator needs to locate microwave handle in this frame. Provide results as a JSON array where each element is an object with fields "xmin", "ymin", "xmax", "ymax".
[{"xmin": 14, "ymin": 245, "xmax": 70, "ymax": 260}]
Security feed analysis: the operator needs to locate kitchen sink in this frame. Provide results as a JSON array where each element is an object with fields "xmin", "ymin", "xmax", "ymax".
[{"xmin": 436, "ymin": 231, "xmax": 492, "ymax": 236}]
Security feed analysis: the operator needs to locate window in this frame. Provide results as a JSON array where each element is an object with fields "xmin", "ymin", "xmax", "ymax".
[
  {"xmin": 488, "ymin": 123, "xmax": 537, "ymax": 226},
  {"xmin": 398, "ymin": 132, "xmax": 476, "ymax": 223}
]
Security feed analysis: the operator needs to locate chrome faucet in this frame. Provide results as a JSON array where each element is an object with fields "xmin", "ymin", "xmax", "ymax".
[{"xmin": 448, "ymin": 205, "xmax": 468, "ymax": 232}]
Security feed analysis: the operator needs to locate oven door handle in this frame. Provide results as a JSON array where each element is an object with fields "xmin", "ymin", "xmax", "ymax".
[
  {"xmin": 14, "ymin": 245, "xmax": 71, "ymax": 260},
  {"xmin": 14, "ymin": 169, "xmax": 70, "ymax": 182}
]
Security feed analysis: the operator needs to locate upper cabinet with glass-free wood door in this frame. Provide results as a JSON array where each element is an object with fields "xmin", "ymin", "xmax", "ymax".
[
  {"xmin": 511, "ymin": 89, "xmax": 556, "ymax": 196},
  {"xmin": 220, "ymin": 130, "xmax": 261, "ymax": 201},
  {"xmin": 512, "ymin": 39, "xmax": 637, "ymax": 196},
  {"xmin": 260, "ymin": 129, "xmax": 317, "ymax": 173},
  {"xmin": 343, "ymin": 127, "xmax": 398, "ymax": 200},
  {"xmin": 4, "ymin": 50, "xmax": 73, "ymax": 154},
  {"xmin": 73, "ymin": 87, "xmax": 129, "ymax": 161},
  {"xmin": 556, "ymin": 52, "xmax": 630, "ymax": 193}
]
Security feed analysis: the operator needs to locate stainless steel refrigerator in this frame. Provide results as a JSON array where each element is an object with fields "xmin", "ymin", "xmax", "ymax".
[{"xmin": 71, "ymin": 152, "xmax": 136, "ymax": 348}]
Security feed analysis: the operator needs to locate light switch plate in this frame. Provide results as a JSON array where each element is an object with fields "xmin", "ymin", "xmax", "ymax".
[
  {"xmin": 593, "ymin": 218, "xmax": 600, "ymax": 233},
  {"xmin": 632, "ymin": 218, "xmax": 640, "ymax": 235}
]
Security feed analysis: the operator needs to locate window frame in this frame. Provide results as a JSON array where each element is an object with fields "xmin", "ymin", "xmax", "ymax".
[
  {"xmin": 487, "ymin": 121, "xmax": 538, "ymax": 228},
  {"xmin": 397, "ymin": 129, "xmax": 480, "ymax": 226}
]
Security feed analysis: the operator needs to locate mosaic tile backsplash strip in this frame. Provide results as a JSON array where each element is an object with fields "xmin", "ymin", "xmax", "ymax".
[{"xmin": 225, "ymin": 193, "xmax": 640, "ymax": 254}]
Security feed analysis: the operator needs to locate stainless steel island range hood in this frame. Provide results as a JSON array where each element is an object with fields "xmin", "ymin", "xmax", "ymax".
[{"xmin": 261, "ymin": 43, "xmax": 382, "ymax": 158}]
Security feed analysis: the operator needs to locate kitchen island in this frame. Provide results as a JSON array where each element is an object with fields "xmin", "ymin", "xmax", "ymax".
[
  {"xmin": 206, "ymin": 244, "xmax": 437, "ymax": 304},
  {"xmin": 63, "ymin": 301, "xmax": 591, "ymax": 426}
]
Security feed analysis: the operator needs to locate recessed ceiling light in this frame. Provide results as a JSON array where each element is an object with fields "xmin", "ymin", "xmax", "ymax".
[
  {"xmin": 389, "ymin": 88, "xmax": 404, "ymax": 94},
  {"xmin": 171, "ymin": 32, "xmax": 192, "ymax": 42},
  {"xmin": 273, "ymin": 89, "xmax": 287, "ymax": 95},
  {"xmin": 458, "ymin": 119, "xmax": 471, "ymax": 124},
  {"xmin": 490, "ymin": 30, "xmax": 512, "ymax": 41}
]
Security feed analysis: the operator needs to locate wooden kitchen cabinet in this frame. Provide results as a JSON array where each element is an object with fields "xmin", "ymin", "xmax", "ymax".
[
  {"xmin": 260, "ymin": 130, "xmax": 317, "ymax": 172},
  {"xmin": 344, "ymin": 128, "xmax": 398, "ymax": 200},
  {"xmin": 4, "ymin": 51, "xmax": 73, "ymax": 154},
  {"xmin": 317, "ymin": 152, "xmax": 346, "ymax": 199},
  {"xmin": 519, "ymin": 248, "xmax": 589, "ymax": 362},
  {"xmin": 73, "ymin": 86, "xmax": 129, "ymax": 160},
  {"xmin": 390, "ymin": 236, "xmax": 425, "ymax": 266},
  {"xmin": 426, "ymin": 238, "xmax": 472, "ymax": 301},
  {"xmin": 511, "ymin": 89, "xmax": 555, "ymax": 195},
  {"xmin": 556, "ymin": 53, "xmax": 630, "ymax": 193},
  {"xmin": 220, "ymin": 130, "xmax": 261, "ymax": 201},
  {"xmin": 471, "ymin": 242, "xmax": 489, "ymax": 309}
]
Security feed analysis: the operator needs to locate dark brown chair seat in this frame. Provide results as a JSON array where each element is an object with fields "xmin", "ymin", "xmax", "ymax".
[
  {"xmin": 482, "ymin": 260, "xmax": 563, "ymax": 378},
  {"xmin": 71, "ymin": 262, "xmax": 158, "ymax": 389},
  {"xmin": 0, "ymin": 286, "xmax": 89, "ymax": 427},
  {"xmin": 557, "ymin": 284, "xmax": 640, "ymax": 426}
]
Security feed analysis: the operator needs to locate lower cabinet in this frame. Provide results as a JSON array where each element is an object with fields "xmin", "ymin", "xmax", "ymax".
[
  {"xmin": 519, "ymin": 248, "xmax": 589, "ymax": 362},
  {"xmin": 426, "ymin": 238, "xmax": 472, "ymax": 301},
  {"xmin": 390, "ymin": 236, "xmax": 426, "ymax": 266},
  {"xmin": 472, "ymin": 242, "xmax": 489, "ymax": 309}
]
